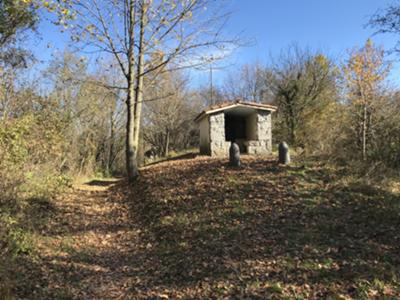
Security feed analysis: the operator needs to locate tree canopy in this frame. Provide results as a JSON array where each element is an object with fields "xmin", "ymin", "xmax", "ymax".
[{"xmin": 0, "ymin": 0, "xmax": 37, "ymax": 46}]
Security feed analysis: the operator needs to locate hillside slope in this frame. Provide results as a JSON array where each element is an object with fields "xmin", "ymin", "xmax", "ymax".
[{"xmin": 4, "ymin": 155, "xmax": 400, "ymax": 299}]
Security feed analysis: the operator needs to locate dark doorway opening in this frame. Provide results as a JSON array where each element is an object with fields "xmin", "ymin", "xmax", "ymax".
[
  {"xmin": 225, "ymin": 115, "xmax": 247, "ymax": 141},
  {"xmin": 225, "ymin": 114, "xmax": 247, "ymax": 153}
]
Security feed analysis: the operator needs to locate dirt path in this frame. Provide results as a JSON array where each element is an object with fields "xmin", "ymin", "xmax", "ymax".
[{"xmin": 37, "ymin": 179, "xmax": 140, "ymax": 299}]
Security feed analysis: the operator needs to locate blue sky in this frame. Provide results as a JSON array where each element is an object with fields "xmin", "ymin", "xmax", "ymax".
[
  {"xmin": 29, "ymin": 0, "xmax": 399, "ymax": 87},
  {"xmin": 229, "ymin": 0, "xmax": 396, "ymax": 62},
  {"xmin": 195, "ymin": 0, "xmax": 399, "ymax": 86}
]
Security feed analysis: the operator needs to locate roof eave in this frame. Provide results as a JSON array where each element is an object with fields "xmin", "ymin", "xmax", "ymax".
[{"xmin": 194, "ymin": 102, "xmax": 277, "ymax": 123}]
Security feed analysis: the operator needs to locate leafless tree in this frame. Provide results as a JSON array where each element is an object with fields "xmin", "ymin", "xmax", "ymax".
[
  {"xmin": 143, "ymin": 70, "xmax": 200, "ymax": 157},
  {"xmin": 223, "ymin": 62, "xmax": 268, "ymax": 102},
  {"xmin": 46, "ymin": 0, "xmax": 239, "ymax": 181}
]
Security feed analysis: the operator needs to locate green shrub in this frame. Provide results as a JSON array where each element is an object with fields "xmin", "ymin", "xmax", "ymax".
[
  {"xmin": 0, "ymin": 112, "xmax": 72, "ymax": 296},
  {"xmin": 0, "ymin": 113, "xmax": 70, "ymax": 203}
]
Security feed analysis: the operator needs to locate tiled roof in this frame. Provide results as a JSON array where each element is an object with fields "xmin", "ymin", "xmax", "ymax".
[{"xmin": 194, "ymin": 100, "xmax": 277, "ymax": 122}]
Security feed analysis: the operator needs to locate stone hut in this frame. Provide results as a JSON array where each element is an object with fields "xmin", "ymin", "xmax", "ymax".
[{"xmin": 194, "ymin": 101, "xmax": 277, "ymax": 157}]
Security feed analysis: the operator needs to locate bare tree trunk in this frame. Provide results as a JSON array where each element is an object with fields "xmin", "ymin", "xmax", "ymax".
[
  {"xmin": 362, "ymin": 104, "xmax": 367, "ymax": 161},
  {"xmin": 79, "ymin": 157, "xmax": 85, "ymax": 176},
  {"xmin": 133, "ymin": 0, "xmax": 146, "ymax": 152},
  {"xmin": 126, "ymin": 90, "xmax": 138, "ymax": 181},
  {"xmin": 107, "ymin": 109, "xmax": 115, "ymax": 175},
  {"xmin": 288, "ymin": 115, "xmax": 296, "ymax": 146},
  {"xmin": 164, "ymin": 129, "xmax": 170, "ymax": 157},
  {"xmin": 126, "ymin": 0, "xmax": 147, "ymax": 180},
  {"xmin": 126, "ymin": 0, "xmax": 139, "ymax": 182}
]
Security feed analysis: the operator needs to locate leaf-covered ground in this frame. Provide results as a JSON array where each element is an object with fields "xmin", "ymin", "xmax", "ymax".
[{"xmin": 5, "ymin": 155, "xmax": 400, "ymax": 299}]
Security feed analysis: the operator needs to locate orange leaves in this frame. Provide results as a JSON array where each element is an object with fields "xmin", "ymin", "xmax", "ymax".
[{"xmin": 343, "ymin": 39, "xmax": 390, "ymax": 106}]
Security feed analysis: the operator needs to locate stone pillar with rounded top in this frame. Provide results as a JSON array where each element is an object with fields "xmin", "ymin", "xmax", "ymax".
[
  {"xmin": 229, "ymin": 142, "xmax": 240, "ymax": 167},
  {"xmin": 278, "ymin": 142, "xmax": 290, "ymax": 164}
]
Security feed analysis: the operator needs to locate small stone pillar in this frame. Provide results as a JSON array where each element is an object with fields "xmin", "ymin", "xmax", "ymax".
[
  {"xmin": 278, "ymin": 142, "xmax": 290, "ymax": 165},
  {"xmin": 229, "ymin": 142, "xmax": 240, "ymax": 167}
]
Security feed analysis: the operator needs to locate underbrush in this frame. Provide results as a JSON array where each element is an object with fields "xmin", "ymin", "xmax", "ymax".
[
  {"xmin": 0, "ymin": 114, "xmax": 72, "ymax": 299},
  {"xmin": 0, "ymin": 175, "xmax": 71, "ymax": 299},
  {"xmin": 292, "ymin": 149, "xmax": 400, "ymax": 191},
  {"xmin": 0, "ymin": 178, "xmax": 71, "ymax": 298},
  {"xmin": 142, "ymin": 148, "xmax": 198, "ymax": 166}
]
